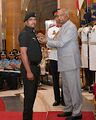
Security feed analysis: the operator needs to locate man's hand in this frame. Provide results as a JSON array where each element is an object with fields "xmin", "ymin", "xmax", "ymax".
[
  {"xmin": 37, "ymin": 33, "xmax": 47, "ymax": 44},
  {"xmin": 27, "ymin": 71, "xmax": 35, "ymax": 80}
]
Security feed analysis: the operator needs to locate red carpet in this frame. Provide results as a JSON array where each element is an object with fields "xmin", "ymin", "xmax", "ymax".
[
  {"xmin": 46, "ymin": 111, "xmax": 64, "ymax": 120},
  {"xmin": 46, "ymin": 111, "xmax": 95, "ymax": 120},
  {"xmin": 0, "ymin": 98, "xmax": 6, "ymax": 111},
  {"xmin": 0, "ymin": 111, "xmax": 95, "ymax": 120},
  {"xmin": 0, "ymin": 112, "xmax": 47, "ymax": 120}
]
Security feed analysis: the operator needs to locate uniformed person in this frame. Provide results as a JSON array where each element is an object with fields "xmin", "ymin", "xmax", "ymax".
[
  {"xmin": 0, "ymin": 51, "xmax": 9, "ymax": 69},
  {"xmin": 88, "ymin": 23, "xmax": 96, "ymax": 91},
  {"xmin": 5, "ymin": 51, "xmax": 19, "ymax": 90},
  {"xmin": 80, "ymin": 26, "xmax": 91, "ymax": 68},
  {"xmin": 89, "ymin": 21, "xmax": 96, "ymax": 71},
  {"xmin": 47, "ymin": 10, "xmax": 64, "ymax": 106},
  {"xmin": 0, "ymin": 51, "xmax": 9, "ymax": 89},
  {"xmin": 18, "ymin": 12, "xmax": 42, "ymax": 120}
]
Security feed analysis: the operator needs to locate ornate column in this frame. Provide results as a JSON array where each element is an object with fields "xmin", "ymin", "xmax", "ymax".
[{"xmin": 6, "ymin": 0, "xmax": 23, "ymax": 53}]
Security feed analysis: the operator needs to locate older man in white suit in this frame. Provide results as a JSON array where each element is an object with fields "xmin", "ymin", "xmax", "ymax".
[{"xmin": 47, "ymin": 9, "xmax": 82, "ymax": 120}]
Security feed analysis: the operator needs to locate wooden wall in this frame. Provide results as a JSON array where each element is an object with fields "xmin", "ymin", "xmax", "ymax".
[{"xmin": 6, "ymin": 0, "xmax": 22, "ymax": 53}]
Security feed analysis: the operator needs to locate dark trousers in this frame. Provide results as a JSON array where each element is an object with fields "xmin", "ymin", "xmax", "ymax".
[
  {"xmin": 0, "ymin": 72, "xmax": 19, "ymax": 90},
  {"xmin": 85, "ymin": 68, "xmax": 95, "ymax": 87},
  {"xmin": 50, "ymin": 60, "xmax": 60, "ymax": 102},
  {"xmin": 0, "ymin": 73, "xmax": 4, "ymax": 89},
  {"xmin": 21, "ymin": 65, "xmax": 40, "ymax": 120},
  {"xmin": 7, "ymin": 73, "xmax": 19, "ymax": 89},
  {"xmin": 0, "ymin": 72, "xmax": 10, "ymax": 89}
]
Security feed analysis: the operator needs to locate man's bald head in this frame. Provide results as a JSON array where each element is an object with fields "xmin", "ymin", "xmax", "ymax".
[
  {"xmin": 56, "ymin": 8, "xmax": 69, "ymax": 25},
  {"xmin": 57, "ymin": 9, "xmax": 69, "ymax": 17}
]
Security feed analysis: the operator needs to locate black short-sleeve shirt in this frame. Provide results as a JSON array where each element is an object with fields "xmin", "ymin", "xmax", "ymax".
[{"xmin": 18, "ymin": 26, "xmax": 42, "ymax": 64}]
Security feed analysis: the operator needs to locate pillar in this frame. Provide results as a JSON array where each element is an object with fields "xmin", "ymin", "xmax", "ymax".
[{"xmin": 6, "ymin": 0, "xmax": 23, "ymax": 53}]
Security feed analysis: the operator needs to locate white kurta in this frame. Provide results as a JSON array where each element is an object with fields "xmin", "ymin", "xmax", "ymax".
[
  {"xmin": 80, "ymin": 26, "xmax": 92, "ymax": 68},
  {"xmin": 89, "ymin": 25, "xmax": 96, "ymax": 71}
]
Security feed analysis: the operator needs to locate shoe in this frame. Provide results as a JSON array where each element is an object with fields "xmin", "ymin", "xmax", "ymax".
[
  {"xmin": 53, "ymin": 101, "xmax": 60, "ymax": 106},
  {"xmin": 65, "ymin": 114, "xmax": 82, "ymax": 120},
  {"xmin": 57, "ymin": 112, "xmax": 72, "ymax": 117}
]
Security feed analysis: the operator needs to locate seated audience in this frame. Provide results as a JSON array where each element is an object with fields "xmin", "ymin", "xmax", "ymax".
[
  {"xmin": 0, "ymin": 51, "xmax": 9, "ymax": 89},
  {"xmin": 0, "ymin": 51, "xmax": 21, "ymax": 90},
  {"xmin": 6, "ymin": 51, "xmax": 21, "ymax": 89}
]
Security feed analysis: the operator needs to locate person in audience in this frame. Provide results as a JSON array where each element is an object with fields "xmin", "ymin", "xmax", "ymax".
[
  {"xmin": 5, "ymin": 51, "xmax": 20, "ymax": 89},
  {"xmin": 8, "ymin": 51, "xmax": 17, "ymax": 66},
  {"xmin": 0, "ymin": 51, "xmax": 9, "ymax": 89},
  {"xmin": 0, "ymin": 51, "xmax": 9, "ymax": 69},
  {"xmin": 18, "ymin": 12, "xmax": 42, "ymax": 120},
  {"xmin": 12, "ymin": 49, "xmax": 18, "ymax": 57},
  {"xmin": 15, "ymin": 51, "xmax": 21, "ymax": 69},
  {"xmin": 47, "ymin": 8, "xmax": 82, "ymax": 120}
]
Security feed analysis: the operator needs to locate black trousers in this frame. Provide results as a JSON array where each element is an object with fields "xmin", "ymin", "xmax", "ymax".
[
  {"xmin": 0, "ymin": 73, "xmax": 4, "ymax": 89},
  {"xmin": 7, "ymin": 73, "xmax": 19, "ymax": 89},
  {"xmin": 0, "ymin": 72, "xmax": 18, "ymax": 90},
  {"xmin": 21, "ymin": 64, "xmax": 40, "ymax": 120},
  {"xmin": 85, "ymin": 68, "xmax": 95, "ymax": 87},
  {"xmin": 50, "ymin": 60, "xmax": 60, "ymax": 103}
]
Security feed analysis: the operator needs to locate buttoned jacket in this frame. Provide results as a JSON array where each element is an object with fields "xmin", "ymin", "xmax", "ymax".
[{"xmin": 47, "ymin": 20, "xmax": 81, "ymax": 71}]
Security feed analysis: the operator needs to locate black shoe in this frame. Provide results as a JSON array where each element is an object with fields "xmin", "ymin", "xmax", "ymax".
[
  {"xmin": 65, "ymin": 114, "xmax": 82, "ymax": 120},
  {"xmin": 53, "ymin": 101, "xmax": 60, "ymax": 106},
  {"xmin": 57, "ymin": 112, "xmax": 72, "ymax": 117}
]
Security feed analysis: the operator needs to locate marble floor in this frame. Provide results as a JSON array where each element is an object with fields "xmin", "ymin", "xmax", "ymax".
[{"xmin": 0, "ymin": 84, "xmax": 95, "ymax": 114}]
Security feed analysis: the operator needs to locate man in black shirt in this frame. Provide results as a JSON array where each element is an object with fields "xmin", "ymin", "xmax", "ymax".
[{"xmin": 18, "ymin": 12, "xmax": 42, "ymax": 120}]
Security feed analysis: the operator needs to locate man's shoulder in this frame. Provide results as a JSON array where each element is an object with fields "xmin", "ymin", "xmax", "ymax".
[
  {"xmin": 19, "ymin": 29, "xmax": 29, "ymax": 39},
  {"xmin": 67, "ymin": 20, "xmax": 77, "ymax": 31},
  {"xmin": 20, "ymin": 28, "xmax": 28, "ymax": 34}
]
